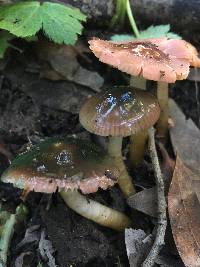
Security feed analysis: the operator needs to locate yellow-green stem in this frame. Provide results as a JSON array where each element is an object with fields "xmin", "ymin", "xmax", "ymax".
[
  {"xmin": 60, "ymin": 190, "xmax": 131, "ymax": 231},
  {"xmin": 129, "ymin": 76, "xmax": 148, "ymax": 166},
  {"xmin": 130, "ymin": 76, "xmax": 146, "ymax": 90},
  {"xmin": 108, "ymin": 136, "xmax": 136, "ymax": 197},
  {"xmin": 156, "ymin": 82, "xmax": 169, "ymax": 139},
  {"xmin": 129, "ymin": 131, "xmax": 148, "ymax": 167}
]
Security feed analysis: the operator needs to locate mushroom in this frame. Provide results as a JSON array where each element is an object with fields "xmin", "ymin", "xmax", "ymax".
[
  {"xmin": 88, "ymin": 37, "xmax": 200, "ymax": 163},
  {"xmin": 1, "ymin": 137, "xmax": 131, "ymax": 231},
  {"xmin": 79, "ymin": 86, "xmax": 160, "ymax": 197}
]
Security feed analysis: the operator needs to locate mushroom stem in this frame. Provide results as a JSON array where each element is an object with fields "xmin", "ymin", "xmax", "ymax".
[
  {"xmin": 107, "ymin": 136, "xmax": 136, "ymax": 197},
  {"xmin": 60, "ymin": 190, "xmax": 131, "ymax": 231},
  {"xmin": 156, "ymin": 82, "xmax": 169, "ymax": 139},
  {"xmin": 129, "ymin": 131, "xmax": 148, "ymax": 167},
  {"xmin": 129, "ymin": 77, "xmax": 148, "ymax": 166},
  {"xmin": 130, "ymin": 76, "xmax": 146, "ymax": 90}
]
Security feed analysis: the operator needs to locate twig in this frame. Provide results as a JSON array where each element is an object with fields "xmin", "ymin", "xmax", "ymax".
[{"xmin": 142, "ymin": 127, "xmax": 167, "ymax": 267}]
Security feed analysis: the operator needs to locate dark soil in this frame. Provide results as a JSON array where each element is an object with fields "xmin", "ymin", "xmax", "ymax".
[{"xmin": 0, "ymin": 38, "xmax": 199, "ymax": 267}]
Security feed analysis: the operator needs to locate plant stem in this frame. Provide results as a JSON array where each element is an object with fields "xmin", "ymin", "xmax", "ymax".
[
  {"xmin": 126, "ymin": 0, "xmax": 140, "ymax": 38},
  {"xmin": 0, "ymin": 204, "xmax": 28, "ymax": 267},
  {"xmin": 60, "ymin": 190, "xmax": 131, "ymax": 231},
  {"xmin": 108, "ymin": 136, "xmax": 136, "ymax": 197},
  {"xmin": 110, "ymin": 0, "xmax": 127, "ymax": 28},
  {"xmin": 0, "ymin": 214, "xmax": 15, "ymax": 267},
  {"xmin": 156, "ymin": 82, "xmax": 169, "ymax": 139}
]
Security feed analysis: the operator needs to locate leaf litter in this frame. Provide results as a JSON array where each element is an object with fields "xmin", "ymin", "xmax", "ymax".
[
  {"xmin": 37, "ymin": 40, "xmax": 104, "ymax": 92},
  {"xmin": 167, "ymin": 80, "xmax": 200, "ymax": 267},
  {"xmin": 0, "ymin": 23, "xmax": 198, "ymax": 266},
  {"xmin": 125, "ymin": 229, "xmax": 153, "ymax": 266},
  {"xmin": 168, "ymin": 155, "xmax": 200, "ymax": 267},
  {"xmin": 169, "ymin": 98, "xmax": 200, "ymax": 175},
  {"xmin": 39, "ymin": 230, "xmax": 57, "ymax": 267},
  {"xmin": 127, "ymin": 100, "xmax": 200, "ymax": 266}
]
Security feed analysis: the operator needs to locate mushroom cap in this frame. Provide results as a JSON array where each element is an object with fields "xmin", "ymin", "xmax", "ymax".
[
  {"xmin": 89, "ymin": 38, "xmax": 200, "ymax": 83},
  {"xmin": 153, "ymin": 38, "xmax": 200, "ymax": 67},
  {"xmin": 1, "ymin": 138, "xmax": 119, "ymax": 194},
  {"xmin": 79, "ymin": 86, "xmax": 160, "ymax": 137}
]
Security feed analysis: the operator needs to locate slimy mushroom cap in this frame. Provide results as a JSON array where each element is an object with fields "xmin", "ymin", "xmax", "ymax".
[
  {"xmin": 79, "ymin": 86, "xmax": 160, "ymax": 137},
  {"xmin": 1, "ymin": 138, "xmax": 119, "ymax": 194}
]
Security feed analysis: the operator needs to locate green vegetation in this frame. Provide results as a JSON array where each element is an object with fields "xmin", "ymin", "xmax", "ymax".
[
  {"xmin": 111, "ymin": 24, "xmax": 181, "ymax": 41},
  {"xmin": 0, "ymin": 1, "xmax": 87, "ymax": 57},
  {"xmin": 111, "ymin": 0, "xmax": 181, "ymax": 40}
]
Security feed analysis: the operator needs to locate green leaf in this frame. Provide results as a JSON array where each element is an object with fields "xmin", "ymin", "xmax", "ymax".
[
  {"xmin": 139, "ymin": 25, "xmax": 181, "ymax": 39},
  {"xmin": 111, "ymin": 24, "xmax": 182, "ymax": 41},
  {"xmin": 165, "ymin": 32, "xmax": 181, "ymax": 39},
  {"xmin": 0, "ymin": 2, "xmax": 42, "ymax": 37},
  {"xmin": 41, "ymin": 2, "xmax": 86, "ymax": 45},
  {"xmin": 111, "ymin": 34, "xmax": 134, "ymax": 41},
  {"xmin": 0, "ymin": 31, "xmax": 14, "ymax": 58},
  {"xmin": 0, "ymin": 1, "xmax": 87, "ymax": 45}
]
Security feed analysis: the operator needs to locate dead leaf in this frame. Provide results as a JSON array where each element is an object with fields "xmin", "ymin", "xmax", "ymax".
[
  {"xmin": 39, "ymin": 230, "xmax": 57, "ymax": 267},
  {"xmin": 125, "ymin": 229, "xmax": 153, "ymax": 267},
  {"xmin": 169, "ymin": 99, "xmax": 200, "ymax": 175},
  {"xmin": 127, "ymin": 143, "xmax": 175, "ymax": 218},
  {"xmin": 37, "ymin": 40, "xmax": 104, "ymax": 92},
  {"xmin": 15, "ymin": 252, "xmax": 32, "ymax": 267},
  {"xmin": 21, "ymin": 79, "xmax": 90, "ymax": 114},
  {"xmin": 127, "ymin": 187, "xmax": 157, "ymax": 217},
  {"xmin": 155, "ymin": 254, "xmax": 184, "ymax": 267},
  {"xmin": 168, "ymin": 155, "xmax": 200, "ymax": 267},
  {"xmin": 16, "ymin": 225, "xmax": 40, "ymax": 249},
  {"xmin": 187, "ymin": 68, "xmax": 200, "ymax": 81},
  {"xmin": 158, "ymin": 142, "xmax": 175, "ymax": 190}
]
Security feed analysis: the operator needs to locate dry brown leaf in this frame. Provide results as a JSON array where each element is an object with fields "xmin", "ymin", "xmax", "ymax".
[
  {"xmin": 169, "ymin": 99, "xmax": 200, "ymax": 175},
  {"xmin": 37, "ymin": 40, "xmax": 104, "ymax": 92},
  {"xmin": 127, "ymin": 187, "xmax": 157, "ymax": 217},
  {"xmin": 127, "ymin": 143, "xmax": 175, "ymax": 218},
  {"xmin": 168, "ymin": 155, "xmax": 200, "ymax": 267}
]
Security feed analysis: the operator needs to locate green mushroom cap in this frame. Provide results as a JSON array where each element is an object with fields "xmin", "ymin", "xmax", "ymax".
[{"xmin": 1, "ymin": 137, "xmax": 119, "ymax": 194}]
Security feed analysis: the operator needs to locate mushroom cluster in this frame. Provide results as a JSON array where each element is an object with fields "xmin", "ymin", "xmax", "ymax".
[
  {"xmin": 2, "ymin": 36, "xmax": 197, "ymax": 235},
  {"xmin": 1, "ymin": 137, "xmax": 131, "ymax": 231},
  {"xmin": 88, "ymin": 37, "xmax": 200, "ymax": 164}
]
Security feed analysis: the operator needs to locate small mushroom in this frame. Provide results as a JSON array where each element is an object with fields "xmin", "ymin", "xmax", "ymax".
[
  {"xmin": 79, "ymin": 86, "xmax": 160, "ymax": 197},
  {"xmin": 1, "ymin": 137, "xmax": 131, "ymax": 231},
  {"xmin": 88, "ymin": 37, "xmax": 200, "ymax": 162}
]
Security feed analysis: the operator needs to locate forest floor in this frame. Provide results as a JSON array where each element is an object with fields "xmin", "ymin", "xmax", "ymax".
[{"xmin": 0, "ymin": 36, "xmax": 199, "ymax": 267}]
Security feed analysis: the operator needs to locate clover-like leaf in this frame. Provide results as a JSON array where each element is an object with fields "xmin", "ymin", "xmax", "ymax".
[{"xmin": 0, "ymin": 1, "xmax": 87, "ymax": 45}]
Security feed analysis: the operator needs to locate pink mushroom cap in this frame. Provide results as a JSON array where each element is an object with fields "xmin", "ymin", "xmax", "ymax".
[{"xmin": 89, "ymin": 37, "xmax": 200, "ymax": 83}]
